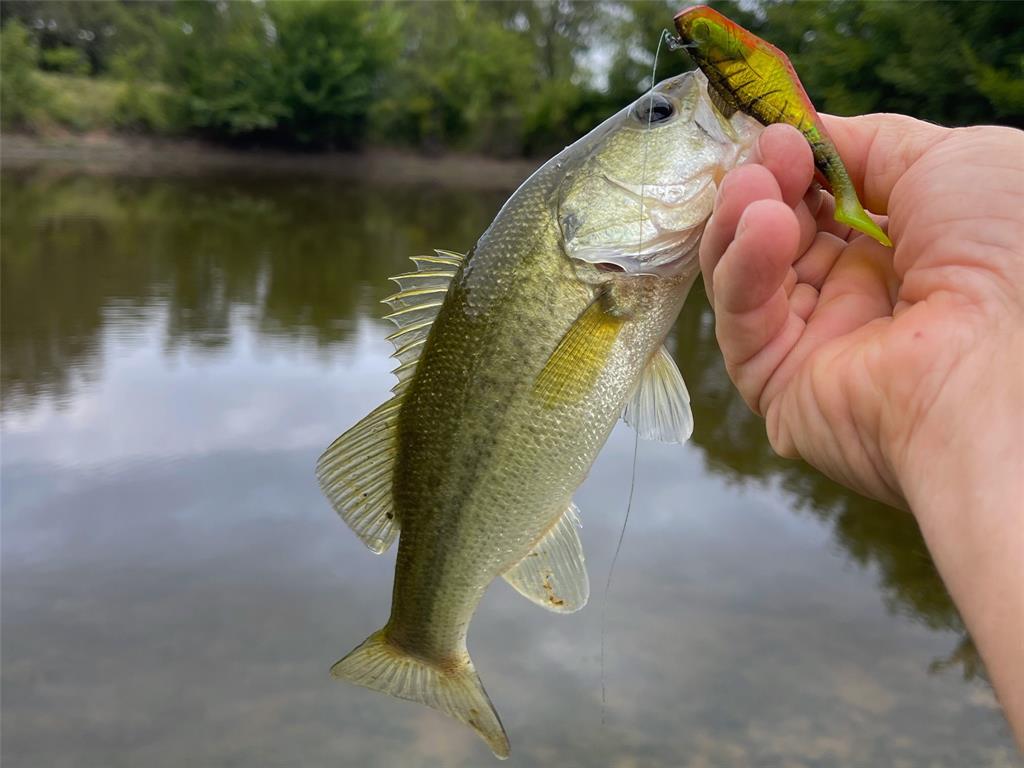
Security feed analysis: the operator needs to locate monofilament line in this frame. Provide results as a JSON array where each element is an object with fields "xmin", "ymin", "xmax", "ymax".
[
  {"xmin": 600, "ymin": 27, "xmax": 671, "ymax": 731},
  {"xmin": 600, "ymin": 429, "xmax": 640, "ymax": 727}
]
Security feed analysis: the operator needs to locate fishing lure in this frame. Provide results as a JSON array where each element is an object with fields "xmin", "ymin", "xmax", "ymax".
[{"xmin": 673, "ymin": 5, "xmax": 892, "ymax": 246}]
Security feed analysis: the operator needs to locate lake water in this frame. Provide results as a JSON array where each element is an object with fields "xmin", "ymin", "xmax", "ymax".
[{"xmin": 2, "ymin": 167, "xmax": 1019, "ymax": 767}]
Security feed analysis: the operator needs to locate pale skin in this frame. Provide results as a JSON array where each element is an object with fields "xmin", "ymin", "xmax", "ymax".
[{"xmin": 700, "ymin": 115, "xmax": 1024, "ymax": 747}]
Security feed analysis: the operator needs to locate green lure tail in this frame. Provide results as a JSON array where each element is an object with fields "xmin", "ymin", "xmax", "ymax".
[
  {"xmin": 827, "ymin": 159, "xmax": 892, "ymax": 247},
  {"xmin": 673, "ymin": 5, "xmax": 892, "ymax": 247}
]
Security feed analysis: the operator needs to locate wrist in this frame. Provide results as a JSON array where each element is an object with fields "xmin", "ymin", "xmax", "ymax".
[{"xmin": 890, "ymin": 328, "xmax": 1024, "ymax": 746}]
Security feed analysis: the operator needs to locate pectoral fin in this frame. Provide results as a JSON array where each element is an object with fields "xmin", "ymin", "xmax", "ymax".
[
  {"xmin": 533, "ymin": 299, "xmax": 624, "ymax": 408},
  {"xmin": 623, "ymin": 345, "xmax": 693, "ymax": 444},
  {"xmin": 503, "ymin": 502, "xmax": 589, "ymax": 613}
]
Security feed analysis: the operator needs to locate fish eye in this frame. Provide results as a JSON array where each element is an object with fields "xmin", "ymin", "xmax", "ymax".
[
  {"xmin": 633, "ymin": 93, "xmax": 674, "ymax": 125},
  {"xmin": 691, "ymin": 19, "xmax": 711, "ymax": 42}
]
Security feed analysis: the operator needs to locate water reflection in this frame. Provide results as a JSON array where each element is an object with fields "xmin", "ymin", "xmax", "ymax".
[
  {"xmin": 2, "ymin": 169, "xmax": 1016, "ymax": 766},
  {"xmin": 671, "ymin": 295, "xmax": 982, "ymax": 682},
  {"xmin": 1, "ymin": 171, "xmax": 503, "ymax": 410}
]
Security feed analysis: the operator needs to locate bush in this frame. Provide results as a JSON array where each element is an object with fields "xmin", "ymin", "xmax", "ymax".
[
  {"xmin": 35, "ymin": 73, "xmax": 121, "ymax": 132},
  {"xmin": 1, "ymin": 20, "xmax": 50, "ymax": 128},
  {"xmin": 269, "ymin": 1, "xmax": 396, "ymax": 147},
  {"xmin": 154, "ymin": 1, "xmax": 393, "ymax": 146},
  {"xmin": 113, "ymin": 81, "xmax": 181, "ymax": 134},
  {"xmin": 109, "ymin": 43, "xmax": 183, "ymax": 133},
  {"xmin": 39, "ymin": 45, "xmax": 90, "ymax": 76}
]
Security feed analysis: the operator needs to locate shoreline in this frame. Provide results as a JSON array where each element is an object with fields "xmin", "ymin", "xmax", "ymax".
[{"xmin": 0, "ymin": 132, "xmax": 542, "ymax": 190}]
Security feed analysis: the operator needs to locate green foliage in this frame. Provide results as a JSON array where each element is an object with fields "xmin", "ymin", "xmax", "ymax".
[
  {"xmin": 269, "ymin": 1, "xmax": 397, "ymax": 146},
  {"xmin": 371, "ymin": 1, "xmax": 535, "ymax": 154},
  {"xmin": 36, "ymin": 73, "xmax": 121, "ymax": 132},
  {"xmin": 39, "ymin": 44, "xmax": 89, "ymax": 75},
  {"xmin": 1, "ymin": 0, "xmax": 1020, "ymax": 148},
  {"xmin": 159, "ymin": 2, "xmax": 284, "ymax": 137},
  {"xmin": 757, "ymin": 0, "xmax": 1024, "ymax": 127},
  {"xmin": 148, "ymin": 0, "xmax": 395, "ymax": 146},
  {"xmin": 108, "ymin": 43, "xmax": 182, "ymax": 133},
  {"xmin": 372, "ymin": 0, "xmax": 610, "ymax": 156},
  {"xmin": 0, "ymin": 0, "xmax": 165, "ymax": 76},
  {"xmin": 1, "ymin": 19, "xmax": 45, "ymax": 127}
]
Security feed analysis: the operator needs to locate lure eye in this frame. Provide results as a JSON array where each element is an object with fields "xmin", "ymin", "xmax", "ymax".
[
  {"xmin": 633, "ymin": 93, "xmax": 674, "ymax": 125},
  {"xmin": 691, "ymin": 19, "xmax": 712, "ymax": 43}
]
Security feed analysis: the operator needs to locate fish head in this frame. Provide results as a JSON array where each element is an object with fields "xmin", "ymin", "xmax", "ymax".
[{"xmin": 557, "ymin": 70, "xmax": 760, "ymax": 278}]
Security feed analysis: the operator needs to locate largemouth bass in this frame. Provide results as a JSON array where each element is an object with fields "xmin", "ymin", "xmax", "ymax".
[
  {"xmin": 673, "ymin": 5, "xmax": 892, "ymax": 246},
  {"xmin": 317, "ymin": 70, "xmax": 760, "ymax": 758}
]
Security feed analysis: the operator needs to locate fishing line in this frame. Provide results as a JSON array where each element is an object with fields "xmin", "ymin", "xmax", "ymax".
[
  {"xmin": 600, "ymin": 429, "xmax": 639, "ymax": 727},
  {"xmin": 599, "ymin": 27, "xmax": 671, "ymax": 730}
]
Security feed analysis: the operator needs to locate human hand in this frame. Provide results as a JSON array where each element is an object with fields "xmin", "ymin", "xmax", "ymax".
[
  {"xmin": 700, "ymin": 114, "xmax": 1024, "ymax": 746},
  {"xmin": 699, "ymin": 115, "xmax": 1024, "ymax": 510}
]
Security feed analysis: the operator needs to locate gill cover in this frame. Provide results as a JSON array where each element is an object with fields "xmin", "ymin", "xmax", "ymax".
[{"xmin": 557, "ymin": 71, "xmax": 757, "ymax": 275}]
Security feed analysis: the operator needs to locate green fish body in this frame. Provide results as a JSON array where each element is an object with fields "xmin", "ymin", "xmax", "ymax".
[{"xmin": 317, "ymin": 71, "xmax": 761, "ymax": 758}]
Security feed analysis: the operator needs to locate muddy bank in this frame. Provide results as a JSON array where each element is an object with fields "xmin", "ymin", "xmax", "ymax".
[{"xmin": 0, "ymin": 133, "xmax": 541, "ymax": 190}]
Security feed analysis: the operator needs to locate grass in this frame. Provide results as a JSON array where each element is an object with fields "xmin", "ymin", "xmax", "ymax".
[{"xmin": 10, "ymin": 73, "xmax": 181, "ymax": 134}]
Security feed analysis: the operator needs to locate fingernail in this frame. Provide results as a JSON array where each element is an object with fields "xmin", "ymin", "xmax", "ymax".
[{"xmin": 754, "ymin": 132, "xmax": 767, "ymax": 160}]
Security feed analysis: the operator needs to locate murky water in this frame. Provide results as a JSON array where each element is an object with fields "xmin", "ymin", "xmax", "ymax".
[{"xmin": 2, "ymin": 168, "xmax": 1018, "ymax": 767}]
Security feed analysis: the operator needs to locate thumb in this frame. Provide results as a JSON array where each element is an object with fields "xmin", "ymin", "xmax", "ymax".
[{"xmin": 821, "ymin": 113, "xmax": 951, "ymax": 215}]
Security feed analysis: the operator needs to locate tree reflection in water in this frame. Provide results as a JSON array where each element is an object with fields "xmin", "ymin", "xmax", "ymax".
[
  {"xmin": 2, "ymin": 168, "xmax": 981, "ymax": 683},
  {"xmin": 671, "ymin": 284, "xmax": 983, "ymax": 683}
]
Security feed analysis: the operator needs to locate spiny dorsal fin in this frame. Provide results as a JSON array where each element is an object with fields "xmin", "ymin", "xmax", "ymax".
[
  {"xmin": 317, "ymin": 250, "xmax": 465, "ymax": 551},
  {"xmin": 502, "ymin": 501, "xmax": 589, "ymax": 613},
  {"xmin": 623, "ymin": 345, "xmax": 693, "ymax": 444},
  {"xmin": 382, "ymin": 249, "xmax": 464, "ymax": 393},
  {"xmin": 316, "ymin": 399, "xmax": 402, "ymax": 553}
]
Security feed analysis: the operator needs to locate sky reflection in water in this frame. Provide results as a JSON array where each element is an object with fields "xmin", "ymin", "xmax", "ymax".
[{"xmin": 1, "ymin": 169, "xmax": 1018, "ymax": 767}]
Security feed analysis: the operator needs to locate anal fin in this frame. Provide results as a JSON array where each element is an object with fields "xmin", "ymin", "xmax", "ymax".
[
  {"xmin": 503, "ymin": 502, "xmax": 589, "ymax": 613},
  {"xmin": 623, "ymin": 345, "xmax": 693, "ymax": 444}
]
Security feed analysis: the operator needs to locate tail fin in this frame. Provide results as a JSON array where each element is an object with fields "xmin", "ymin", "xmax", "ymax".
[{"xmin": 331, "ymin": 629, "xmax": 510, "ymax": 759}]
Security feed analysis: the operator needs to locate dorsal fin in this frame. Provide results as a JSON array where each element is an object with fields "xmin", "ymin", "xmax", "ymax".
[
  {"xmin": 316, "ymin": 250, "xmax": 465, "ymax": 551},
  {"xmin": 382, "ymin": 249, "xmax": 464, "ymax": 393}
]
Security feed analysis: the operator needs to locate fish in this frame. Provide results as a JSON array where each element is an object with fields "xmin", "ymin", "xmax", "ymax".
[
  {"xmin": 673, "ymin": 4, "xmax": 893, "ymax": 247},
  {"xmin": 316, "ymin": 70, "xmax": 762, "ymax": 758}
]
